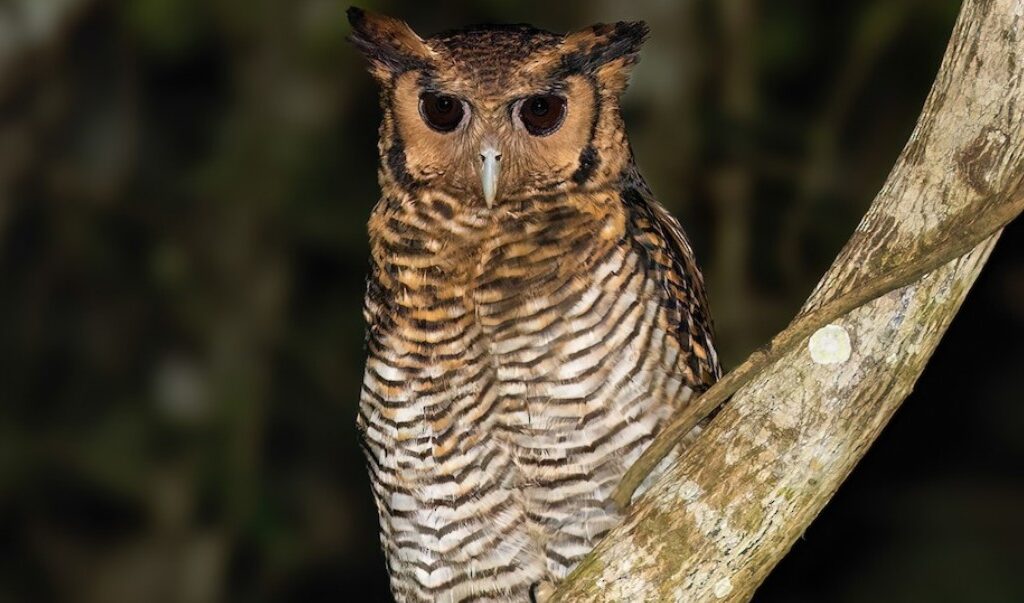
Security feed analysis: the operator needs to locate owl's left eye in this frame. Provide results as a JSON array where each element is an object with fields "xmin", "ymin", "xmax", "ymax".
[
  {"xmin": 517, "ymin": 95, "xmax": 567, "ymax": 136},
  {"xmin": 419, "ymin": 92, "xmax": 466, "ymax": 133}
]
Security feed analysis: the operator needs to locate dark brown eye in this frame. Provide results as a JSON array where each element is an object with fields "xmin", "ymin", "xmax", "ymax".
[
  {"xmin": 519, "ymin": 95, "xmax": 566, "ymax": 136},
  {"xmin": 419, "ymin": 92, "xmax": 465, "ymax": 133}
]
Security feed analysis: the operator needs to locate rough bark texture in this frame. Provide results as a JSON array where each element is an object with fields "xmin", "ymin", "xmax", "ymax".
[{"xmin": 553, "ymin": 0, "xmax": 1024, "ymax": 600}]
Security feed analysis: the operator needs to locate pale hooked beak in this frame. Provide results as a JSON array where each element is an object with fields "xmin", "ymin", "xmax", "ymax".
[{"xmin": 479, "ymin": 144, "xmax": 501, "ymax": 208}]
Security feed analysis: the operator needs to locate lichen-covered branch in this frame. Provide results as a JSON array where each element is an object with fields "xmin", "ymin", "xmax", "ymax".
[
  {"xmin": 611, "ymin": 182, "xmax": 1023, "ymax": 511},
  {"xmin": 553, "ymin": 0, "xmax": 1024, "ymax": 600}
]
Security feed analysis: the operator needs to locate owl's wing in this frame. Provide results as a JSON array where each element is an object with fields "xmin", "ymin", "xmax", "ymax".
[{"xmin": 622, "ymin": 174, "xmax": 721, "ymax": 389}]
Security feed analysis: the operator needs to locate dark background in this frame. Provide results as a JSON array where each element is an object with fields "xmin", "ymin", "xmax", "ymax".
[{"xmin": 1, "ymin": 0, "xmax": 1021, "ymax": 601}]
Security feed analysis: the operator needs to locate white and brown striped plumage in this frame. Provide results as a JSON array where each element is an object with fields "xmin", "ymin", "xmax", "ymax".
[{"xmin": 350, "ymin": 9, "xmax": 719, "ymax": 602}]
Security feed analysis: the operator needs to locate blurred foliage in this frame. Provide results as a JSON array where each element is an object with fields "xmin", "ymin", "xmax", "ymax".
[{"xmin": 0, "ymin": 0, "xmax": 1020, "ymax": 601}]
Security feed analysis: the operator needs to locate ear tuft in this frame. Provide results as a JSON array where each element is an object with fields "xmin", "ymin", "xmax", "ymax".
[
  {"xmin": 564, "ymin": 21, "xmax": 649, "ymax": 69},
  {"xmin": 597, "ymin": 21, "xmax": 649, "ymax": 65},
  {"xmin": 347, "ymin": 7, "xmax": 433, "ymax": 80},
  {"xmin": 560, "ymin": 21, "xmax": 649, "ymax": 94}
]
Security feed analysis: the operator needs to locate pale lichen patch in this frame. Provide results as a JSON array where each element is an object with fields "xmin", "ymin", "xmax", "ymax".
[
  {"xmin": 770, "ymin": 396, "xmax": 802, "ymax": 430},
  {"xmin": 752, "ymin": 426, "xmax": 772, "ymax": 448},
  {"xmin": 677, "ymin": 480, "xmax": 702, "ymax": 503},
  {"xmin": 592, "ymin": 534, "xmax": 661, "ymax": 601},
  {"xmin": 713, "ymin": 577, "xmax": 734, "ymax": 598},
  {"xmin": 808, "ymin": 324, "xmax": 852, "ymax": 364},
  {"xmin": 688, "ymin": 500, "xmax": 743, "ymax": 551}
]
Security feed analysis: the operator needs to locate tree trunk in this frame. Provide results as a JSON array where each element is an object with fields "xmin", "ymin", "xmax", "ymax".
[{"xmin": 552, "ymin": 0, "xmax": 1024, "ymax": 600}]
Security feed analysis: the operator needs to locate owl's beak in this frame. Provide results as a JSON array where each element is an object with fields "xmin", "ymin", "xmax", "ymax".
[{"xmin": 478, "ymin": 144, "xmax": 501, "ymax": 208}]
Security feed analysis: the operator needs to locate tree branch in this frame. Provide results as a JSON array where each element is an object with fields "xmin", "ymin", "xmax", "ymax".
[
  {"xmin": 553, "ymin": 0, "xmax": 1024, "ymax": 599},
  {"xmin": 612, "ymin": 182, "xmax": 1024, "ymax": 510}
]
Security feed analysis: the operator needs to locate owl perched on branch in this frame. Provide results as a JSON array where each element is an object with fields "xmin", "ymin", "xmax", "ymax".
[{"xmin": 349, "ymin": 8, "xmax": 720, "ymax": 602}]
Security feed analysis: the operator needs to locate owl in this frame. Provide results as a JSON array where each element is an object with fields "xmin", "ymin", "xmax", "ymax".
[{"xmin": 349, "ymin": 8, "xmax": 720, "ymax": 602}]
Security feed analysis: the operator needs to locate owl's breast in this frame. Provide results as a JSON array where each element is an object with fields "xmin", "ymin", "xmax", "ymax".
[
  {"xmin": 463, "ymin": 192, "xmax": 695, "ymax": 579},
  {"xmin": 360, "ymin": 188, "xmax": 700, "ymax": 599}
]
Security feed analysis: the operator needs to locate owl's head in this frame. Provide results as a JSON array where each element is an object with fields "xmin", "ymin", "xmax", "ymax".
[{"xmin": 348, "ymin": 7, "xmax": 648, "ymax": 207}]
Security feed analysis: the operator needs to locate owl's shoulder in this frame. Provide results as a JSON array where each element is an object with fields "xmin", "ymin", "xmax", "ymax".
[{"xmin": 616, "ymin": 172, "xmax": 721, "ymax": 385}]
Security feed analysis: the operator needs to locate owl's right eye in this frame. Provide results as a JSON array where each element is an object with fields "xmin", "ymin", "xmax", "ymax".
[{"xmin": 419, "ymin": 92, "xmax": 465, "ymax": 133}]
